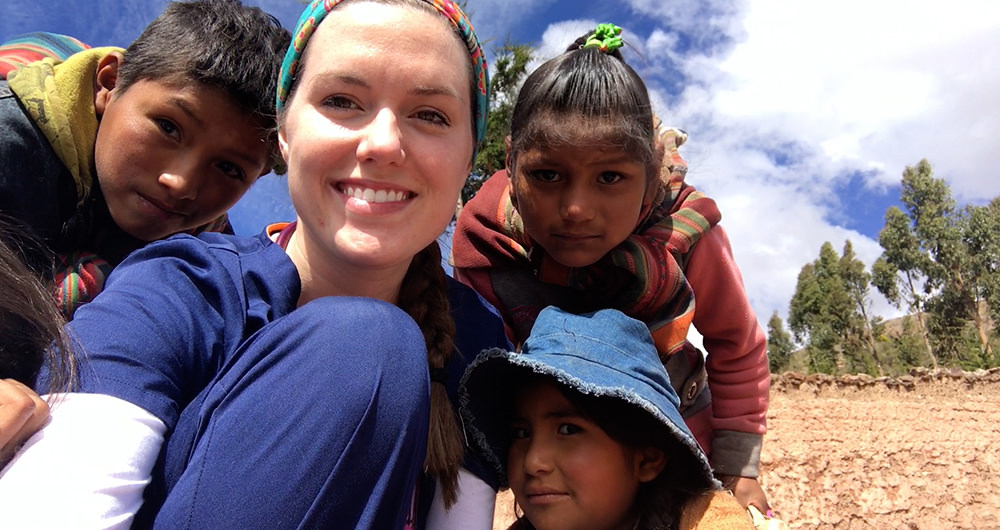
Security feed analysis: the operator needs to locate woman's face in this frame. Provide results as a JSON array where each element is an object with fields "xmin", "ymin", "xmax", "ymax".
[{"xmin": 279, "ymin": 1, "xmax": 473, "ymax": 281}]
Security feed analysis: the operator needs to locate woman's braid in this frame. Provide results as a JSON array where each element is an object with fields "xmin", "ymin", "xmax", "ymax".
[{"xmin": 397, "ymin": 242, "xmax": 464, "ymax": 507}]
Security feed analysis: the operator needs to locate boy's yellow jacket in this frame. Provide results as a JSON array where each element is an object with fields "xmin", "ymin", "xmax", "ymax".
[{"xmin": 9, "ymin": 47, "xmax": 122, "ymax": 209}]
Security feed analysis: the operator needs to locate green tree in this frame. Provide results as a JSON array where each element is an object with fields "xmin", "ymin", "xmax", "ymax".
[
  {"xmin": 874, "ymin": 161, "xmax": 957, "ymax": 366},
  {"xmin": 789, "ymin": 243, "xmax": 848, "ymax": 374},
  {"xmin": 789, "ymin": 241, "xmax": 882, "ymax": 375},
  {"xmin": 925, "ymin": 286, "xmax": 983, "ymax": 367},
  {"xmin": 879, "ymin": 160, "xmax": 994, "ymax": 365},
  {"xmin": 461, "ymin": 42, "xmax": 533, "ymax": 205},
  {"xmin": 839, "ymin": 241, "xmax": 884, "ymax": 375},
  {"xmin": 766, "ymin": 311, "xmax": 794, "ymax": 373},
  {"xmin": 962, "ymin": 198, "xmax": 1000, "ymax": 366},
  {"xmin": 892, "ymin": 316, "xmax": 927, "ymax": 368},
  {"xmin": 872, "ymin": 206, "xmax": 936, "ymax": 367},
  {"xmin": 789, "ymin": 259, "xmax": 828, "ymax": 373}
]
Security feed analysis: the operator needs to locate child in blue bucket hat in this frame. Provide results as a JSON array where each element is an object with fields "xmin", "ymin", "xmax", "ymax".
[{"xmin": 460, "ymin": 306, "xmax": 753, "ymax": 530}]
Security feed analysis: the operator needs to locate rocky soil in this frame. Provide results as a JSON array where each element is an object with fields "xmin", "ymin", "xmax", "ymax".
[{"xmin": 493, "ymin": 367, "xmax": 1000, "ymax": 529}]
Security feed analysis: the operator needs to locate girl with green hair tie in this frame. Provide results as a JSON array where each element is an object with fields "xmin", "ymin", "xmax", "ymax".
[{"xmin": 453, "ymin": 22, "xmax": 773, "ymax": 516}]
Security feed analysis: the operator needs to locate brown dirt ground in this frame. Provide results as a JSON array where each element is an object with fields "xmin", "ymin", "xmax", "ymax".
[{"xmin": 492, "ymin": 368, "xmax": 1000, "ymax": 529}]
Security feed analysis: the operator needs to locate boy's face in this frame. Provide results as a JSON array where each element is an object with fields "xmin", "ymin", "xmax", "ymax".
[
  {"xmin": 94, "ymin": 57, "xmax": 271, "ymax": 242},
  {"xmin": 507, "ymin": 142, "xmax": 649, "ymax": 269},
  {"xmin": 507, "ymin": 380, "xmax": 660, "ymax": 530}
]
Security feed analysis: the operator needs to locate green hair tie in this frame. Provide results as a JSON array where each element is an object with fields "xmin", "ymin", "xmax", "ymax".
[{"xmin": 583, "ymin": 23, "xmax": 623, "ymax": 53}]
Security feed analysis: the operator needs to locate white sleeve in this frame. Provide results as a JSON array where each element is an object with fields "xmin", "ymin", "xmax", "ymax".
[
  {"xmin": 0, "ymin": 392, "xmax": 166, "ymax": 529},
  {"xmin": 425, "ymin": 467, "xmax": 497, "ymax": 530}
]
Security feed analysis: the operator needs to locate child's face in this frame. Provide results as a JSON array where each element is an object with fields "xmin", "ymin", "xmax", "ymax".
[
  {"xmin": 508, "ymin": 380, "xmax": 658, "ymax": 530},
  {"xmin": 94, "ymin": 68, "xmax": 271, "ymax": 242},
  {"xmin": 278, "ymin": 2, "xmax": 473, "ymax": 278},
  {"xmin": 508, "ymin": 143, "xmax": 649, "ymax": 268}
]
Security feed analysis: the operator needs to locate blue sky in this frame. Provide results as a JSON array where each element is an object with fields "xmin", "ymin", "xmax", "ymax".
[{"xmin": 4, "ymin": 0, "xmax": 999, "ymax": 328}]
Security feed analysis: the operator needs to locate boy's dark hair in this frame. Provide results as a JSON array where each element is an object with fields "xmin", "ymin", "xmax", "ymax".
[
  {"xmin": 508, "ymin": 31, "xmax": 661, "ymax": 181},
  {"xmin": 507, "ymin": 374, "xmax": 714, "ymax": 530},
  {"xmin": 117, "ymin": 0, "xmax": 291, "ymax": 171}
]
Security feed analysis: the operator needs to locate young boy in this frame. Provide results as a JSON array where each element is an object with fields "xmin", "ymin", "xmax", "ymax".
[{"xmin": 0, "ymin": 0, "xmax": 290, "ymax": 317}]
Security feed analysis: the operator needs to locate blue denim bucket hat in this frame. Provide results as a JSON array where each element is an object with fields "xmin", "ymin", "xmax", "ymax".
[{"xmin": 459, "ymin": 306, "xmax": 717, "ymax": 490}]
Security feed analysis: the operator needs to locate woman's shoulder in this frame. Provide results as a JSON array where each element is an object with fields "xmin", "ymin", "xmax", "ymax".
[
  {"xmin": 126, "ymin": 231, "xmax": 285, "ymax": 272},
  {"xmin": 109, "ymin": 231, "xmax": 298, "ymax": 308}
]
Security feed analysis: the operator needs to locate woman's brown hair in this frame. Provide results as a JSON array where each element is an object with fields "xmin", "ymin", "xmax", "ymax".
[{"xmin": 397, "ymin": 241, "xmax": 464, "ymax": 506}]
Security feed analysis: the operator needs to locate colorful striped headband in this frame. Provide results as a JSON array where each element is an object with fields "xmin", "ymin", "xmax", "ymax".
[{"xmin": 276, "ymin": 0, "xmax": 490, "ymax": 152}]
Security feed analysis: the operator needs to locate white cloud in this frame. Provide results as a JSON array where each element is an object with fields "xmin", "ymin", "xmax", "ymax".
[
  {"xmin": 534, "ymin": 19, "xmax": 597, "ymax": 62},
  {"xmin": 624, "ymin": 0, "xmax": 746, "ymax": 48},
  {"xmin": 707, "ymin": 0, "xmax": 1000, "ymax": 199},
  {"xmin": 463, "ymin": 0, "xmax": 558, "ymax": 50},
  {"xmin": 674, "ymin": 1, "xmax": 1000, "ymax": 325}
]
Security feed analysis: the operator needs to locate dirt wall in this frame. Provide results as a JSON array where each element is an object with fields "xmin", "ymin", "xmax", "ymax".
[{"xmin": 761, "ymin": 368, "xmax": 1000, "ymax": 528}]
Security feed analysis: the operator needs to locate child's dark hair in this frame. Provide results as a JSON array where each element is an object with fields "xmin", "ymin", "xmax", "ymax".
[
  {"xmin": 117, "ymin": 0, "xmax": 291, "ymax": 171},
  {"xmin": 508, "ymin": 374, "xmax": 715, "ymax": 530},
  {"xmin": 508, "ymin": 30, "xmax": 661, "ymax": 181},
  {"xmin": 0, "ymin": 219, "xmax": 75, "ymax": 393}
]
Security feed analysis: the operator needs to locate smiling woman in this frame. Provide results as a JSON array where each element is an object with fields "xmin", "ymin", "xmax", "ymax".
[
  {"xmin": 278, "ymin": 0, "xmax": 475, "ymax": 288},
  {"xmin": 0, "ymin": 1, "xmax": 507, "ymax": 529}
]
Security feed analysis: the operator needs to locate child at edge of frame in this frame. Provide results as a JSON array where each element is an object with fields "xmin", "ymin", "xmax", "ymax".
[
  {"xmin": 460, "ymin": 306, "xmax": 756, "ymax": 530},
  {"xmin": 0, "ymin": 0, "xmax": 291, "ymax": 318}
]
